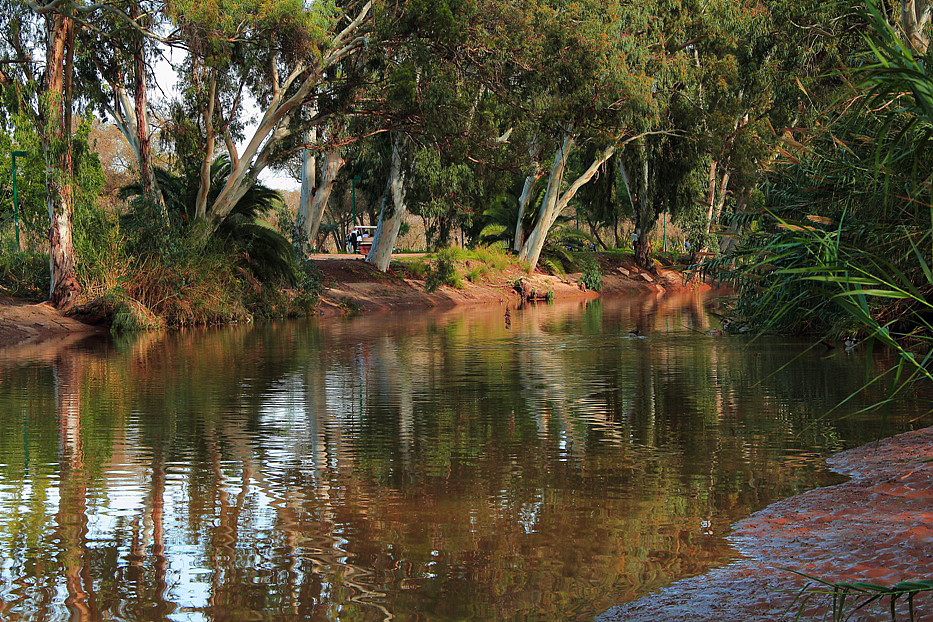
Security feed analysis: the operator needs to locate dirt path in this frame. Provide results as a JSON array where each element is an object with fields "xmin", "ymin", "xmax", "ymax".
[{"xmin": 598, "ymin": 426, "xmax": 933, "ymax": 621}]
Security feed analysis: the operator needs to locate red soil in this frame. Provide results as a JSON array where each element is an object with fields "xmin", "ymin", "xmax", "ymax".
[
  {"xmin": 311, "ymin": 253, "xmax": 705, "ymax": 316},
  {"xmin": 0, "ymin": 294, "xmax": 104, "ymax": 348}
]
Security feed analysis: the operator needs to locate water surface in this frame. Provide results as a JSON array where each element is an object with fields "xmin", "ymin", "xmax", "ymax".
[{"xmin": 0, "ymin": 293, "xmax": 928, "ymax": 620}]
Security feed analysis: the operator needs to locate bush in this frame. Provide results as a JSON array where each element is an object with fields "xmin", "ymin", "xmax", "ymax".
[
  {"xmin": 0, "ymin": 247, "xmax": 49, "ymax": 301},
  {"xmin": 473, "ymin": 245, "xmax": 510, "ymax": 271},
  {"xmin": 391, "ymin": 258, "xmax": 429, "ymax": 278},
  {"xmin": 425, "ymin": 248, "xmax": 463, "ymax": 292},
  {"xmin": 578, "ymin": 255, "xmax": 602, "ymax": 291},
  {"xmin": 108, "ymin": 292, "xmax": 165, "ymax": 332},
  {"xmin": 465, "ymin": 264, "xmax": 489, "ymax": 283}
]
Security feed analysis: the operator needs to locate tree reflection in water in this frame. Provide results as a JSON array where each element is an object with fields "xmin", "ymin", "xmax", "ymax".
[{"xmin": 0, "ymin": 293, "xmax": 929, "ymax": 620}]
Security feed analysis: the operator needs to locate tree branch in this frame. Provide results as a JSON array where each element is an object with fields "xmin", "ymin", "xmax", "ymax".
[{"xmin": 331, "ymin": 0, "xmax": 372, "ymax": 51}]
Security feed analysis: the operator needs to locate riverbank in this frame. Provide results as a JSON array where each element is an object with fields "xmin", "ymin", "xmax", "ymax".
[
  {"xmin": 0, "ymin": 294, "xmax": 105, "ymax": 347},
  {"xmin": 0, "ymin": 252, "xmax": 701, "ymax": 346},
  {"xmin": 599, "ymin": 425, "xmax": 933, "ymax": 621},
  {"xmin": 313, "ymin": 252, "xmax": 702, "ymax": 316},
  {"xmin": 0, "ymin": 274, "xmax": 931, "ymax": 619}
]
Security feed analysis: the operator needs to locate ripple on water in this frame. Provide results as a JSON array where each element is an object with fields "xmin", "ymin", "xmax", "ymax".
[{"xmin": 0, "ymin": 297, "xmax": 929, "ymax": 620}]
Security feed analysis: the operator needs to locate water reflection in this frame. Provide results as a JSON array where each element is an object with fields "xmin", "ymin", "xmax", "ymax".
[{"xmin": 0, "ymin": 293, "xmax": 929, "ymax": 621}]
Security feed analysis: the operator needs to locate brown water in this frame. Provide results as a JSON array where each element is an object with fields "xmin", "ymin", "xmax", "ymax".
[{"xmin": 0, "ymin": 293, "xmax": 929, "ymax": 621}]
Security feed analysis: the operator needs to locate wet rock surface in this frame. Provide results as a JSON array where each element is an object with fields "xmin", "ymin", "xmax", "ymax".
[{"xmin": 598, "ymin": 427, "xmax": 933, "ymax": 621}]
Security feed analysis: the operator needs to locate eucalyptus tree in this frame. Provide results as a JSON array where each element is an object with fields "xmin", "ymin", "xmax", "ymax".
[
  {"xmin": 0, "ymin": 0, "xmax": 168, "ymax": 309},
  {"xmin": 294, "ymin": 118, "xmax": 348, "ymax": 253},
  {"xmin": 76, "ymin": 0, "xmax": 173, "ymax": 209},
  {"xmin": 506, "ymin": 0, "xmax": 689, "ymax": 269},
  {"xmin": 361, "ymin": 0, "xmax": 518, "ymax": 269},
  {"xmin": 0, "ymin": 0, "xmax": 94, "ymax": 310},
  {"xmin": 164, "ymin": 0, "xmax": 384, "ymax": 236}
]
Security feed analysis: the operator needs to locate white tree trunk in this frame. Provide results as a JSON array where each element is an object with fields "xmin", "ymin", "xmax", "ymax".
[
  {"xmin": 110, "ymin": 84, "xmax": 141, "ymax": 164},
  {"xmin": 207, "ymin": 2, "xmax": 372, "ymax": 225},
  {"xmin": 305, "ymin": 146, "xmax": 344, "ymax": 250},
  {"xmin": 711, "ymin": 170, "xmax": 730, "ymax": 232},
  {"xmin": 703, "ymin": 160, "xmax": 718, "ymax": 236},
  {"xmin": 107, "ymin": 79, "xmax": 165, "ymax": 214},
  {"xmin": 518, "ymin": 134, "xmax": 574, "ymax": 266},
  {"xmin": 296, "ymin": 130, "xmax": 317, "ymax": 251},
  {"xmin": 195, "ymin": 72, "xmax": 216, "ymax": 221},
  {"xmin": 514, "ymin": 138, "xmax": 542, "ymax": 252},
  {"xmin": 519, "ymin": 136, "xmax": 615, "ymax": 268},
  {"xmin": 902, "ymin": 0, "xmax": 932, "ymax": 55},
  {"xmin": 366, "ymin": 134, "xmax": 407, "ymax": 272},
  {"xmin": 514, "ymin": 174, "xmax": 539, "ymax": 252}
]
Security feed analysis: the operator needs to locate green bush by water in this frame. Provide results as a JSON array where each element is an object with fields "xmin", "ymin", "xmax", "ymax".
[
  {"xmin": 578, "ymin": 255, "xmax": 602, "ymax": 291},
  {"xmin": 425, "ymin": 248, "xmax": 463, "ymax": 292}
]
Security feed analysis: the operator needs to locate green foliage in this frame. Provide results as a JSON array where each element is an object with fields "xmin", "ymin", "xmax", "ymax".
[
  {"xmin": 712, "ymin": 0, "xmax": 933, "ymax": 345},
  {"xmin": 578, "ymin": 255, "xmax": 602, "ymax": 292},
  {"xmin": 425, "ymin": 248, "xmax": 463, "ymax": 292},
  {"xmin": 336, "ymin": 296, "xmax": 362, "ymax": 314},
  {"xmin": 409, "ymin": 146, "xmax": 479, "ymax": 250},
  {"xmin": 392, "ymin": 257, "xmax": 429, "ymax": 278},
  {"xmin": 789, "ymin": 572, "xmax": 933, "ymax": 622},
  {"xmin": 0, "ymin": 248, "xmax": 48, "ymax": 300},
  {"xmin": 539, "ymin": 227, "xmax": 597, "ymax": 276},
  {"xmin": 108, "ymin": 292, "xmax": 165, "ymax": 333},
  {"xmin": 472, "ymin": 246, "xmax": 510, "ymax": 272},
  {"xmin": 465, "ymin": 265, "xmax": 488, "ymax": 283},
  {"xmin": 0, "ymin": 115, "xmax": 104, "ymax": 253},
  {"xmin": 121, "ymin": 156, "xmax": 299, "ymax": 286},
  {"xmin": 104, "ymin": 156, "xmax": 320, "ymax": 325}
]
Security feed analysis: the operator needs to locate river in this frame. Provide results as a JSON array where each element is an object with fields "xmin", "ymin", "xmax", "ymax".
[{"xmin": 0, "ymin": 293, "xmax": 928, "ymax": 620}]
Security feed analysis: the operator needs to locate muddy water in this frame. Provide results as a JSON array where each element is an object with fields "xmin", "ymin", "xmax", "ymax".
[{"xmin": 0, "ymin": 293, "xmax": 929, "ymax": 621}]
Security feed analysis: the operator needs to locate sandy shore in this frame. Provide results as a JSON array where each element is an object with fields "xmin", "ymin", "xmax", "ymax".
[{"xmin": 598, "ymin": 426, "xmax": 933, "ymax": 621}]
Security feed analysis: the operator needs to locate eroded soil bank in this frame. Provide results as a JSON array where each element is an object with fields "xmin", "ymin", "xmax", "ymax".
[
  {"xmin": 598, "ymin": 426, "xmax": 933, "ymax": 621},
  {"xmin": 0, "ymin": 294, "xmax": 104, "ymax": 347},
  {"xmin": 0, "ymin": 254, "xmax": 701, "ymax": 347},
  {"xmin": 313, "ymin": 253, "xmax": 700, "ymax": 315}
]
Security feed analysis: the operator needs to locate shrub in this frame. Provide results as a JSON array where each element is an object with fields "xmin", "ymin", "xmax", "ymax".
[
  {"xmin": 392, "ymin": 258, "xmax": 429, "ymax": 278},
  {"xmin": 425, "ymin": 248, "xmax": 463, "ymax": 292},
  {"xmin": 473, "ymin": 245, "xmax": 510, "ymax": 271},
  {"xmin": 578, "ymin": 255, "xmax": 602, "ymax": 291},
  {"xmin": 465, "ymin": 264, "xmax": 489, "ymax": 283},
  {"xmin": 108, "ymin": 292, "xmax": 165, "ymax": 333},
  {"xmin": 0, "ymin": 246, "xmax": 49, "ymax": 301}
]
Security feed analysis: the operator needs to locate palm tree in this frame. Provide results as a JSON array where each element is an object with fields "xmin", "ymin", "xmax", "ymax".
[{"xmin": 121, "ymin": 156, "xmax": 298, "ymax": 285}]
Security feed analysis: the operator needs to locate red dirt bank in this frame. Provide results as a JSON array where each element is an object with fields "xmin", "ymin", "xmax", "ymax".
[
  {"xmin": 0, "ymin": 254, "xmax": 698, "ymax": 347},
  {"xmin": 313, "ymin": 254, "xmax": 700, "ymax": 316},
  {"xmin": 0, "ymin": 294, "xmax": 104, "ymax": 347}
]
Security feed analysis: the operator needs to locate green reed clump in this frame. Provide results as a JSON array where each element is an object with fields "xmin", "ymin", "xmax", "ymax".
[{"xmin": 789, "ymin": 572, "xmax": 933, "ymax": 622}]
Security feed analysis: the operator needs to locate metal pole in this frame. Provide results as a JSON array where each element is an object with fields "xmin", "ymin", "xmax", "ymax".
[{"xmin": 11, "ymin": 150, "xmax": 27, "ymax": 250}]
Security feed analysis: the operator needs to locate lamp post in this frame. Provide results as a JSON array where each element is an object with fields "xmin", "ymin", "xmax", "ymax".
[{"xmin": 11, "ymin": 150, "xmax": 27, "ymax": 250}]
